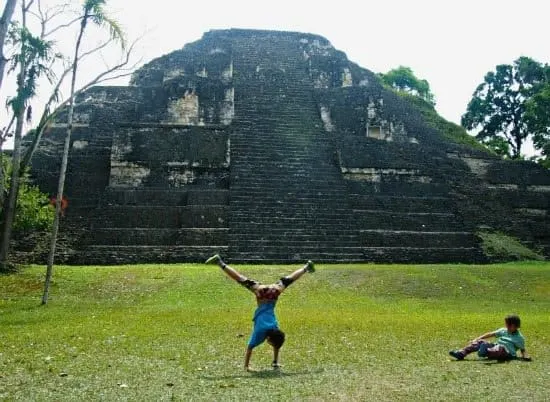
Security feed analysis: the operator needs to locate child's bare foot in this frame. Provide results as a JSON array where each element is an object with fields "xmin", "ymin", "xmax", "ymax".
[{"xmin": 245, "ymin": 366, "xmax": 256, "ymax": 372}]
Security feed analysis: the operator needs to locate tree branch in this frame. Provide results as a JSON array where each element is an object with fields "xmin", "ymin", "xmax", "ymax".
[
  {"xmin": 44, "ymin": 16, "xmax": 82, "ymax": 38},
  {"xmin": 21, "ymin": 36, "xmax": 143, "ymax": 171}
]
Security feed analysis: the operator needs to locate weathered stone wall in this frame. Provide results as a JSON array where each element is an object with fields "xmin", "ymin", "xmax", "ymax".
[{"xmin": 26, "ymin": 28, "xmax": 550, "ymax": 264}]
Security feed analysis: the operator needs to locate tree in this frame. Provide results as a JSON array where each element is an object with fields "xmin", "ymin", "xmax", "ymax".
[
  {"xmin": 380, "ymin": 66, "xmax": 435, "ymax": 106},
  {"xmin": 0, "ymin": 0, "xmax": 57, "ymax": 271},
  {"xmin": 462, "ymin": 57, "xmax": 548, "ymax": 159},
  {"xmin": 525, "ymin": 65, "xmax": 550, "ymax": 164},
  {"xmin": 42, "ymin": 0, "xmax": 126, "ymax": 305},
  {"xmin": 1, "ymin": 0, "xmax": 139, "ymax": 274},
  {"xmin": 0, "ymin": 0, "xmax": 18, "ymax": 94}
]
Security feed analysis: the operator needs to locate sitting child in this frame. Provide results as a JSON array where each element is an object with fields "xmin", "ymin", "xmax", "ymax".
[
  {"xmin": 449, "ymin": 314, "xmax": 531, "ymax": 361},
  {"xmin": 206, "ymin": 254, "xmax": 315, "ymax": 371}
]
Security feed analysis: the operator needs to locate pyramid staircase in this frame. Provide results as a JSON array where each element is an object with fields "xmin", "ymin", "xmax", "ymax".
[{"xmin": 226, "ymin": 36, "xmax": 364, "ymax": 262}]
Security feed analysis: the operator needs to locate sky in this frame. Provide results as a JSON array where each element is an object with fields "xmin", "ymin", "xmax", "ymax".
[{"xmin": 2, "ymin": 0, "xmax": 550, "ymax": 151}]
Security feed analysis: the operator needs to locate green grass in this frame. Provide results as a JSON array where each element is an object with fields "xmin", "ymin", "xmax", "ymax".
[
  {"xmin": 478, "ymin": 232, "xmax": 545, "ymax": 262},
  {"xmin": 397, "ymin": 92, "xmax": 492, "ymax": 153},
  {"xmin": 1, "ymin": 263, "xmax": 549, "ymax": 401}
]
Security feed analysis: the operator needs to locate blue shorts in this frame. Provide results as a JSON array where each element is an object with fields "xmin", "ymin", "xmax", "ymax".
[{"xmin": 248, "ymin": 326, "xmax": 277, "ymax": 349}]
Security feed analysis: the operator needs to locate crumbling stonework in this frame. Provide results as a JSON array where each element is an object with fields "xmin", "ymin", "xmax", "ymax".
[{"xmin": 28, "ymin": 29, "xmax": 550, "ymax": 264}]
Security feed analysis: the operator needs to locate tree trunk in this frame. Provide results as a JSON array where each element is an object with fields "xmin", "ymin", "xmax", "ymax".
[
  {"xmin": 0, "ymin": 145, "xmax": 4, "ymax": 207},
  {"xmin": 0, "ymin": 0, "xmax": 18, "ymax": 94},
  {"xmin": 0, "ymin": 1, "xmax": 26, "ymax": 272},
  {"xmin": 0, "ymin": 109, "xmax": 25, "ymax": 271},
  {"xmin": 42, "ymin": 14, "xmax": 88, "ymax": 305}
]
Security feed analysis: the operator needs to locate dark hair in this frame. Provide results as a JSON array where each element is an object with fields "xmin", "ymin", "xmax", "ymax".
[
  {"xmin": 505, "ymin": 314, "xmax": 521, "ymax": 328},
  {"xmin": 266, "ymin": 329, "xmax": 285, "ymax": 349}
]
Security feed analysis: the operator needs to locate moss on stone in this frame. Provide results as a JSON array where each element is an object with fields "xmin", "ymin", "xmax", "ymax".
[
  {"xmin": 478, "ymin": 231, "xmax": 544, "ymax": 262},
  {"xmin": 397, "ymin": 92, "xmax": 492, "ymax": 153}
]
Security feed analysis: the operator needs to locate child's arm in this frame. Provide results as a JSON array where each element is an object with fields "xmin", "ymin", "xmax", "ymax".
[
  {"xmin": 473, "ymin": 331, "xmax": 497, "ymax": 342},
  {"xmin": 244, "ymin": 347, "xmax": 253, "ymax": 371},
  {"xmin": 519, "ymin": 349, "xmax": 532, "ymax": 361}
]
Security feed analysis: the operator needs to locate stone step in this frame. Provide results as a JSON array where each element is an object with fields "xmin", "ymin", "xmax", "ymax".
[
  {"xmin": 361, "ymin": 247, "xmax": 487, "ymax": 264},
  {"xmin": 346, "ymin": 181, "xmax": 450, "ymax": 196},
  {"xmin": 226, "ymin": 251, "xmax": 365, "ymax": 263},
  {"xmin": 229, "ymin": 233, "xmax": 360, "ymax": 242},
  {"xmin": 353, "ymin": 210, "xmax": 463, "ymax": 231},
  {"xmin": 104, "ymin": 188, "xmax": 229, "ymax": 206},
  {"xmin": 359, "ymin": 230, "xmax": 479, "ymax": 248},
  {"xmin": 349, "ymin": 195, "xmax": 453, "ymax": 213},
  {"xmin": 83, "ymin": 228, "xmax": 229, "ymax": 246},
  {"xmin": 90, "ymin": 206, "xmax": 228, "ymax": 228},
  {"xmin": 72, "ymin": 245, "xmax": 229, "ymax": 265}
]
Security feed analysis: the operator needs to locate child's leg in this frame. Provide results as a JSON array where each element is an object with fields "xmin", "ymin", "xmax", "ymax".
[
  {"xmin": 461, "ymin": 340, "xmax": 492, "ymax": 356},
  {"xmin": 206, "ymin": 255, "xmax": 249, "ymax": 283},
  {"xmin": 485, "ymin": 345, "xmax": 510, "ymax": 360},
  {"xmin": 244, "ymin": 347, "xmax": 253, "ymax": 370},
  {"xmin": 279, "ymin": 261, "xmax": 315, "ymax": 287}
]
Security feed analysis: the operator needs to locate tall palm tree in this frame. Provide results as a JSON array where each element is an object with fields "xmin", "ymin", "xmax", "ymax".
[
  {"xmin": 42, "ymin": 0, "xmax": 125, "ymax": 304},
  {"xmin": 0, "ymin": 0, "xmax": 18, "ymax": 94}
]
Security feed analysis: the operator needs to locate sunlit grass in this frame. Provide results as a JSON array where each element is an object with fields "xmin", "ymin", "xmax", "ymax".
[{"xmin": 1, "ymin": 262, "xmax": 549, "ymax": 401}]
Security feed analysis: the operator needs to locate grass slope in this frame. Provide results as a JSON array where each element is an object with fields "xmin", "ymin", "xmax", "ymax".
[
  {"xmin": 397, "ymin": 92, "xmax": 492, "ymax": 153},
  {"xmin": 1, "ymin": 263, "xmax": 549, "ymax": 401}
]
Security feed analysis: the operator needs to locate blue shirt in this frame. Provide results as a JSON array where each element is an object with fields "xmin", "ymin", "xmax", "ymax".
[
  {"xmin": 248, "ymin": 301, "xmax": 279, "ymax": 348},
  {"xmin": 494, "ymin": 327, "xmax": 525, "ymax": 356}
]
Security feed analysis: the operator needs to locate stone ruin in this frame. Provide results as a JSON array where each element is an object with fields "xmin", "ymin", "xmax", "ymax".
[{"xmin": 29, "ymin": 29, "xmax": 550, "ymax": 264}]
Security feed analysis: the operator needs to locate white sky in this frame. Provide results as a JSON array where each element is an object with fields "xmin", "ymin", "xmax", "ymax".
[{"xmin": 2, "ymin": 0, "xmax": 549, "ymax": 152}]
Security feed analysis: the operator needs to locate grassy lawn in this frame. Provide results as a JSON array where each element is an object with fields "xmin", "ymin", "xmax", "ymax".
[{"xmin": 1, "ymin": 262, "xmax": 549, "ymax": 401}]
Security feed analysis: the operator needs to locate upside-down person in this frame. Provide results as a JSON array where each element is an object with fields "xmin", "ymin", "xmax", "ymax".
[{"xmin": 205, "ymin": 254, "xmax": 315, "ymax": 371}]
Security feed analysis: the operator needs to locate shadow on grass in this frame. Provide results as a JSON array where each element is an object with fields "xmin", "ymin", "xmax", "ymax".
[
  {"xmin": 200, "ymin": 368, "xmax": 324, "ymax": 381},
  {"xmin": 449, "ymin": 359, "xmax": 515, "ymax": 366}
]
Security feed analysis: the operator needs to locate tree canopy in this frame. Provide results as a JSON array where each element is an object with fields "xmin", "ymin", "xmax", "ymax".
[
  {"xmin": 379, "ymin": 66, "xmax": 435, "ymax": 106},
  {"xmin": 462, "ymin": 57, "xmax": 550, "ymax": 160}
]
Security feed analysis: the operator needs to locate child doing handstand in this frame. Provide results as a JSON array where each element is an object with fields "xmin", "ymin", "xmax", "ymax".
[{"xmin": 206, "ymin": 254, "xmax": 315, "ymax": 371}]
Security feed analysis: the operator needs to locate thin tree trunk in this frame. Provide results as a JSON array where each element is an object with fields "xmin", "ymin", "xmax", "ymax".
[
  {"xmin": 42, "ymin": 14, "xmax": 87, "ymax": 304},
  {"xmin": 0, "ymin": 108, "xmax": 25, "ymax": 271},
  {"xmin": 0, "ymin": 0, "xmax": 18, "ymax": 94},
  {"xmin": 0, "ymin": 1, "xmax": 27, "ymax": 272},
  {"xmin": 0, "ymin": 144, "xmax": 4, "ymax": 207}
]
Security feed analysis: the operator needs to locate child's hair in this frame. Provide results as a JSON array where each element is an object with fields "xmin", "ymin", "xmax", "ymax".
[
  {"xmin": 505, "ymin": 314, "xmax": 521, "ymax": 328},
  {"xmin": 266, "ymin": 329, "xmax": 285, "ymax": 349}
]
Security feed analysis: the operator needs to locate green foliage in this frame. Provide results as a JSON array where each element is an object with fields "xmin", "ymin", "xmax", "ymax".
[
  {"xmin": 398, "ymin": 92, "xmax": 490, "ymax": 152},
  {"xmin": 12, "ymin": 181, "xmax": 54, "ymax": 233},
  {"xmin": 1, "ymin": 159, "xmax": 53, "ymax": 234},
  {"xmin": 478, "ymin": 231, "xmax": 544, "ymax": 262},
  {"xmin": 83, "ymin": 0, "xmax": 126, "ymax": 48},
  {"xmin": 483, "ymin": 136, "xmax": 512, "ymax": 158},
  {"xmin": 380, "ymin": 66, "xmax": 435, "ymax": 106},
  {"xmin": 526, "ymin": 77, "xmax": 550, "ymax": 164},
  {"xmin": 5, "ymin": 23, "xmax": 59, "ymax": 116},
  {"xmin": 462, "ymin": 57, "xmax": 550, "ymax": 159},
  {"xmin": 1, "ymin": 263, "xmax": 549, "ymax": 400}
]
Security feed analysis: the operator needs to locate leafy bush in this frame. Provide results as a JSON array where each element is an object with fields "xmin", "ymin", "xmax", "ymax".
[
  {"xmin": 1, "ymin": 158, "xmax": 54, "ymax": 235},
  {"xmin": 478, "ymin": 231, "xmax": 544, "ymax": 262},
  {"xmin": 13, "ymin": 182, "xmax": 54, "ymax": 233}
]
